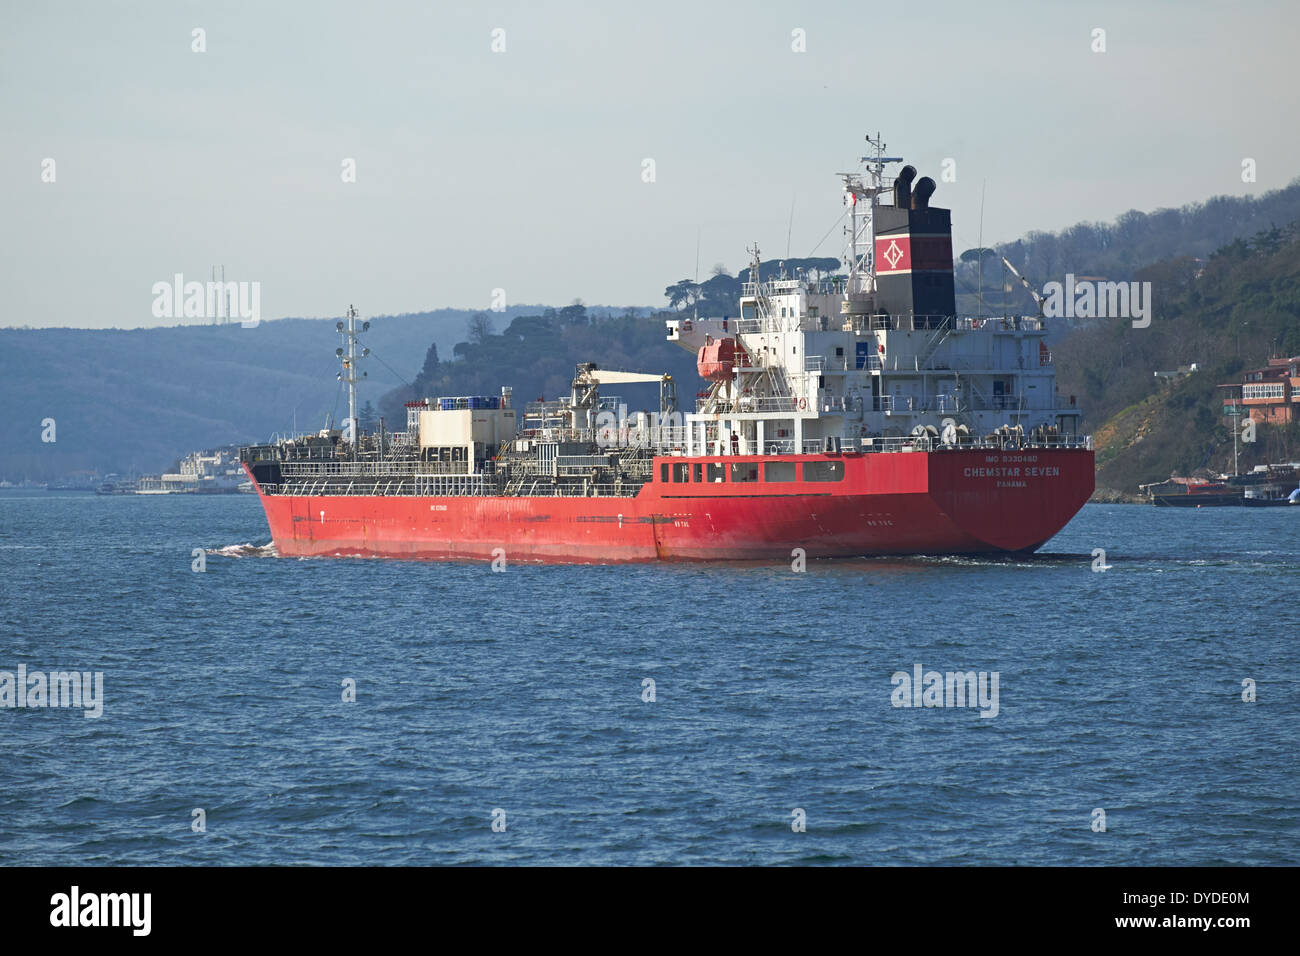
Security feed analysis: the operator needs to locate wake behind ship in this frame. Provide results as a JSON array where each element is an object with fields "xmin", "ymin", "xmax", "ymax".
[{"xmin": 240, "ymin": 136, "xmax": 1094, "ymax": 562}]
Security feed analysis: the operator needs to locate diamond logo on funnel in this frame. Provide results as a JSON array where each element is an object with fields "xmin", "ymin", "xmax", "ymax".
[{"xmin": 884, "ymin": 239, "xmax": 904, "ymax": 270}]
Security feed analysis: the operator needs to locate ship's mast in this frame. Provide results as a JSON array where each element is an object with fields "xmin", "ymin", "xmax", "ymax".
[
  {"xmin": 336, "ymin": 305, "xmax": 369, "ymax": 459},
  {"xmin": 347, "ymin": 305, "xmax": 357, "ymax": 439},
  {"xmin": 838, "ymin": 132, "xmax": 902, "ymax": 294}
]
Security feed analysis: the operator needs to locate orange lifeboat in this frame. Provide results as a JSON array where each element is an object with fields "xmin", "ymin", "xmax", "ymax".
[{"xmin": 697, "ymin": 337, "xmax": 746, "ymax": 381}]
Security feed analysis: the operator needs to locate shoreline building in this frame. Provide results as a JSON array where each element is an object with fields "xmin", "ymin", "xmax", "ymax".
[{"xmin": 1220, "ymin": 356, "xmax": 1300, "ymax": 426}]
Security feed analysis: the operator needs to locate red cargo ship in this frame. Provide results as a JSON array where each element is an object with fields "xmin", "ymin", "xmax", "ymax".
[{"xmin": 241, "ymin": 135, "xmax": 1094, "ymax": 562}]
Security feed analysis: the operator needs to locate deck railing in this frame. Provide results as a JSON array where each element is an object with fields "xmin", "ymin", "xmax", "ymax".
[
  {"xmin": 262, "ymin": 476, "xmax": 644, "ymax": 498},
  {"xmin": 279, "ymin": 460, "xmax": 495, "ymax": 477}
]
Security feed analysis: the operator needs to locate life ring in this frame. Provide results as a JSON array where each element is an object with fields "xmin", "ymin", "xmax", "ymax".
[{"xmin": 797, "ymin": 397, "xmax": 807, "ymax": 411}]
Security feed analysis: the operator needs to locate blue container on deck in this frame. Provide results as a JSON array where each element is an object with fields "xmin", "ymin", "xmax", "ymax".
[{"xmin": 439, "ymin": 398, "xmax": 454, "ymax": 410}]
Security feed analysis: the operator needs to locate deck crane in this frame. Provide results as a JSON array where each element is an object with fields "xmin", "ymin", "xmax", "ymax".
[
  {"xmin": 1000, "ymin": 257, "xmax": 1046, "ymax": 317},
  {"xmin": 571, "ymin": 364, "xmax": 678, "ymax": 419}
]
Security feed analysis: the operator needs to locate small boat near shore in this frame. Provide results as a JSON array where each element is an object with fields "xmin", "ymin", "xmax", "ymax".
[{"xmin": 1141, "ymin": 466, "xmax": 1300, "ymax": 507}]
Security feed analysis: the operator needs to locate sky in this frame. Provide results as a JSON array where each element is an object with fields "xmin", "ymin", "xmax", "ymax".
[{"xmin": 3, "ymin": 0, "xmax": 1298, "ymax": 329}]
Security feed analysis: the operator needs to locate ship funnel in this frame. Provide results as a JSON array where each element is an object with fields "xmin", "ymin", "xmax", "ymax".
[
  {"xmin": 893, "ymin": 165, "xmax": 916, "ymax": 208},
  {"xmin": 873, "ymin": 168, "xmax": 955, "ymax": 324},
  {"xmin": 911, "ymin": 176, "xmax": 937, "ymax": 210}
]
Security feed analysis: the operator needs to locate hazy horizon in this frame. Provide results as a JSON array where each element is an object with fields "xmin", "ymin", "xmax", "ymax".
[{"xmin": 4, "ymin": 0, "xmax": 1297, "ymax": 329}]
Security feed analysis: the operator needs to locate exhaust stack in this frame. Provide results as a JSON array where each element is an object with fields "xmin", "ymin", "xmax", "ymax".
[
  {"xmin": 893, "ymin": 165, "xmax": 916, "ymax": 209},
  {"xmin": 911, "ymin": 176, "xmax": 936, "ymax": 210}
]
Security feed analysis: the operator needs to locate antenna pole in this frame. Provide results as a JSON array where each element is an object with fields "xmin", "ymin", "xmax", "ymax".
[
  {"xmin": 786, "ymin": 194, "xmax": 795, "ymax": 259},
  {"xmin": 840, "ymin": 133, "xmax": 901, "ymax": 296},
  {"xmin": 848, "ymin": 183, "xmax": 858, "ymax": 287},
  {"xmin": 351, "ymin": 304, "xmax": 361, "ymax": 457},
  {"xmin": 348, "ymin": 306, "xmax": 357, "ymax": 458},
  {"xmin": 977, "ymin": 181, "xmax": 986, "ymax": 318},
  {"xmin": 694, "ymin": 229, "xmax": 702, "ymax": 320},
  {"xmin": 337, "ymin": 305, "xmax": 368, "ymax": 461},
  {"xmin": 1233, "ymin": 410, "xmax": 1239, "ymax": 476}
]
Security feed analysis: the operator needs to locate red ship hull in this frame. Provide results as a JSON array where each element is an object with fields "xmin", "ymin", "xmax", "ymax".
[{"xmin": 245, "ymin": 448, "xmax": 1094, "ymax": 563}]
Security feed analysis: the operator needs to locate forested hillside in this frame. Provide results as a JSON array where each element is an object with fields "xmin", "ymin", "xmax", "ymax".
[
  {"xmin": 1054, "ymin": 224, "xmax": 1300, "ymax": 495},
  {"xmin": 380, "ymin": 304, "xmax": 698, "ymax": 425},
  {"xmin": 954, "ymin": 179, "xmax": 1300, "ymax": 319}
]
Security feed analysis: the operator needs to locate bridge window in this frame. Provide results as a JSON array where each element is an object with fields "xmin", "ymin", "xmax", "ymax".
[
  {"xmin": 765, "ymin": 462, "xmax": 796, "ymax": 482},
  {"xmin": 707, "ymin": 462, "xmax": 725, "ymax": 482},
  {"xmin": 660, "ymin": 463, "xmax": 669, "ymax": 482},
  {"xmin": 730, "ymin": 463, "xmax": 759, "ymax": 482},
  {"xmin": 692, "ymin": 463, "xmax": 702, "ymax": 482},
  {"xmin": 672, "ymin": 462, "xmax": 690, "ymax": 482},
  {"xmin": 803, "ymin": 461, "xmax": 845, "ymax": 482}
]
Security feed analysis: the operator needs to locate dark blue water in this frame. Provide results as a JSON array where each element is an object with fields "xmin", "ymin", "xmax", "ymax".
[{"xmin": 1, "ymin": 491, "xmax": 1296, "ymax": 865}]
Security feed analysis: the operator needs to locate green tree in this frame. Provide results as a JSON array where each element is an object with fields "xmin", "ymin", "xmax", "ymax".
[
  {"xmin": 664, "ymin": 279, "xmax": 700, "ymax": 309},
  {"xmin": 417, "ymin": 343, "xmax": 440, "ymax": 384},
  {"xmin": 559, "ymin": 301, "xmax": 588, "ymax": 325},
  {"xmin": 467, "ymin": 313, "xmax": 494, "ymax": 344}
]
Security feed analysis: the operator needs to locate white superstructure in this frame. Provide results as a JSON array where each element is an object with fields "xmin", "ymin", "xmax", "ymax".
[{"xmin": 666, "ymin": 136, "xmax": 1085, "ymax": 457}]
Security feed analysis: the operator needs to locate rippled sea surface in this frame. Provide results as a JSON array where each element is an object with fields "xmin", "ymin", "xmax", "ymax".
[{"xmin": 1, "ymin": 491, "xmax": 1296, "ymax": 865}]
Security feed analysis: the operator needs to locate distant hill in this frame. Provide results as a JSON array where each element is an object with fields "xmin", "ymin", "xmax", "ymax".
[
  {"xmin": 954, "ymin": 178, "xmax": 1300, "ymax": 320},
  {"xmin": 1, "ymin": 306, "xmax": 551, "ymax": 481},
  {"xmin": 1055, "ymin": 223, "xmax": 1300, "ymax": 496}
]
